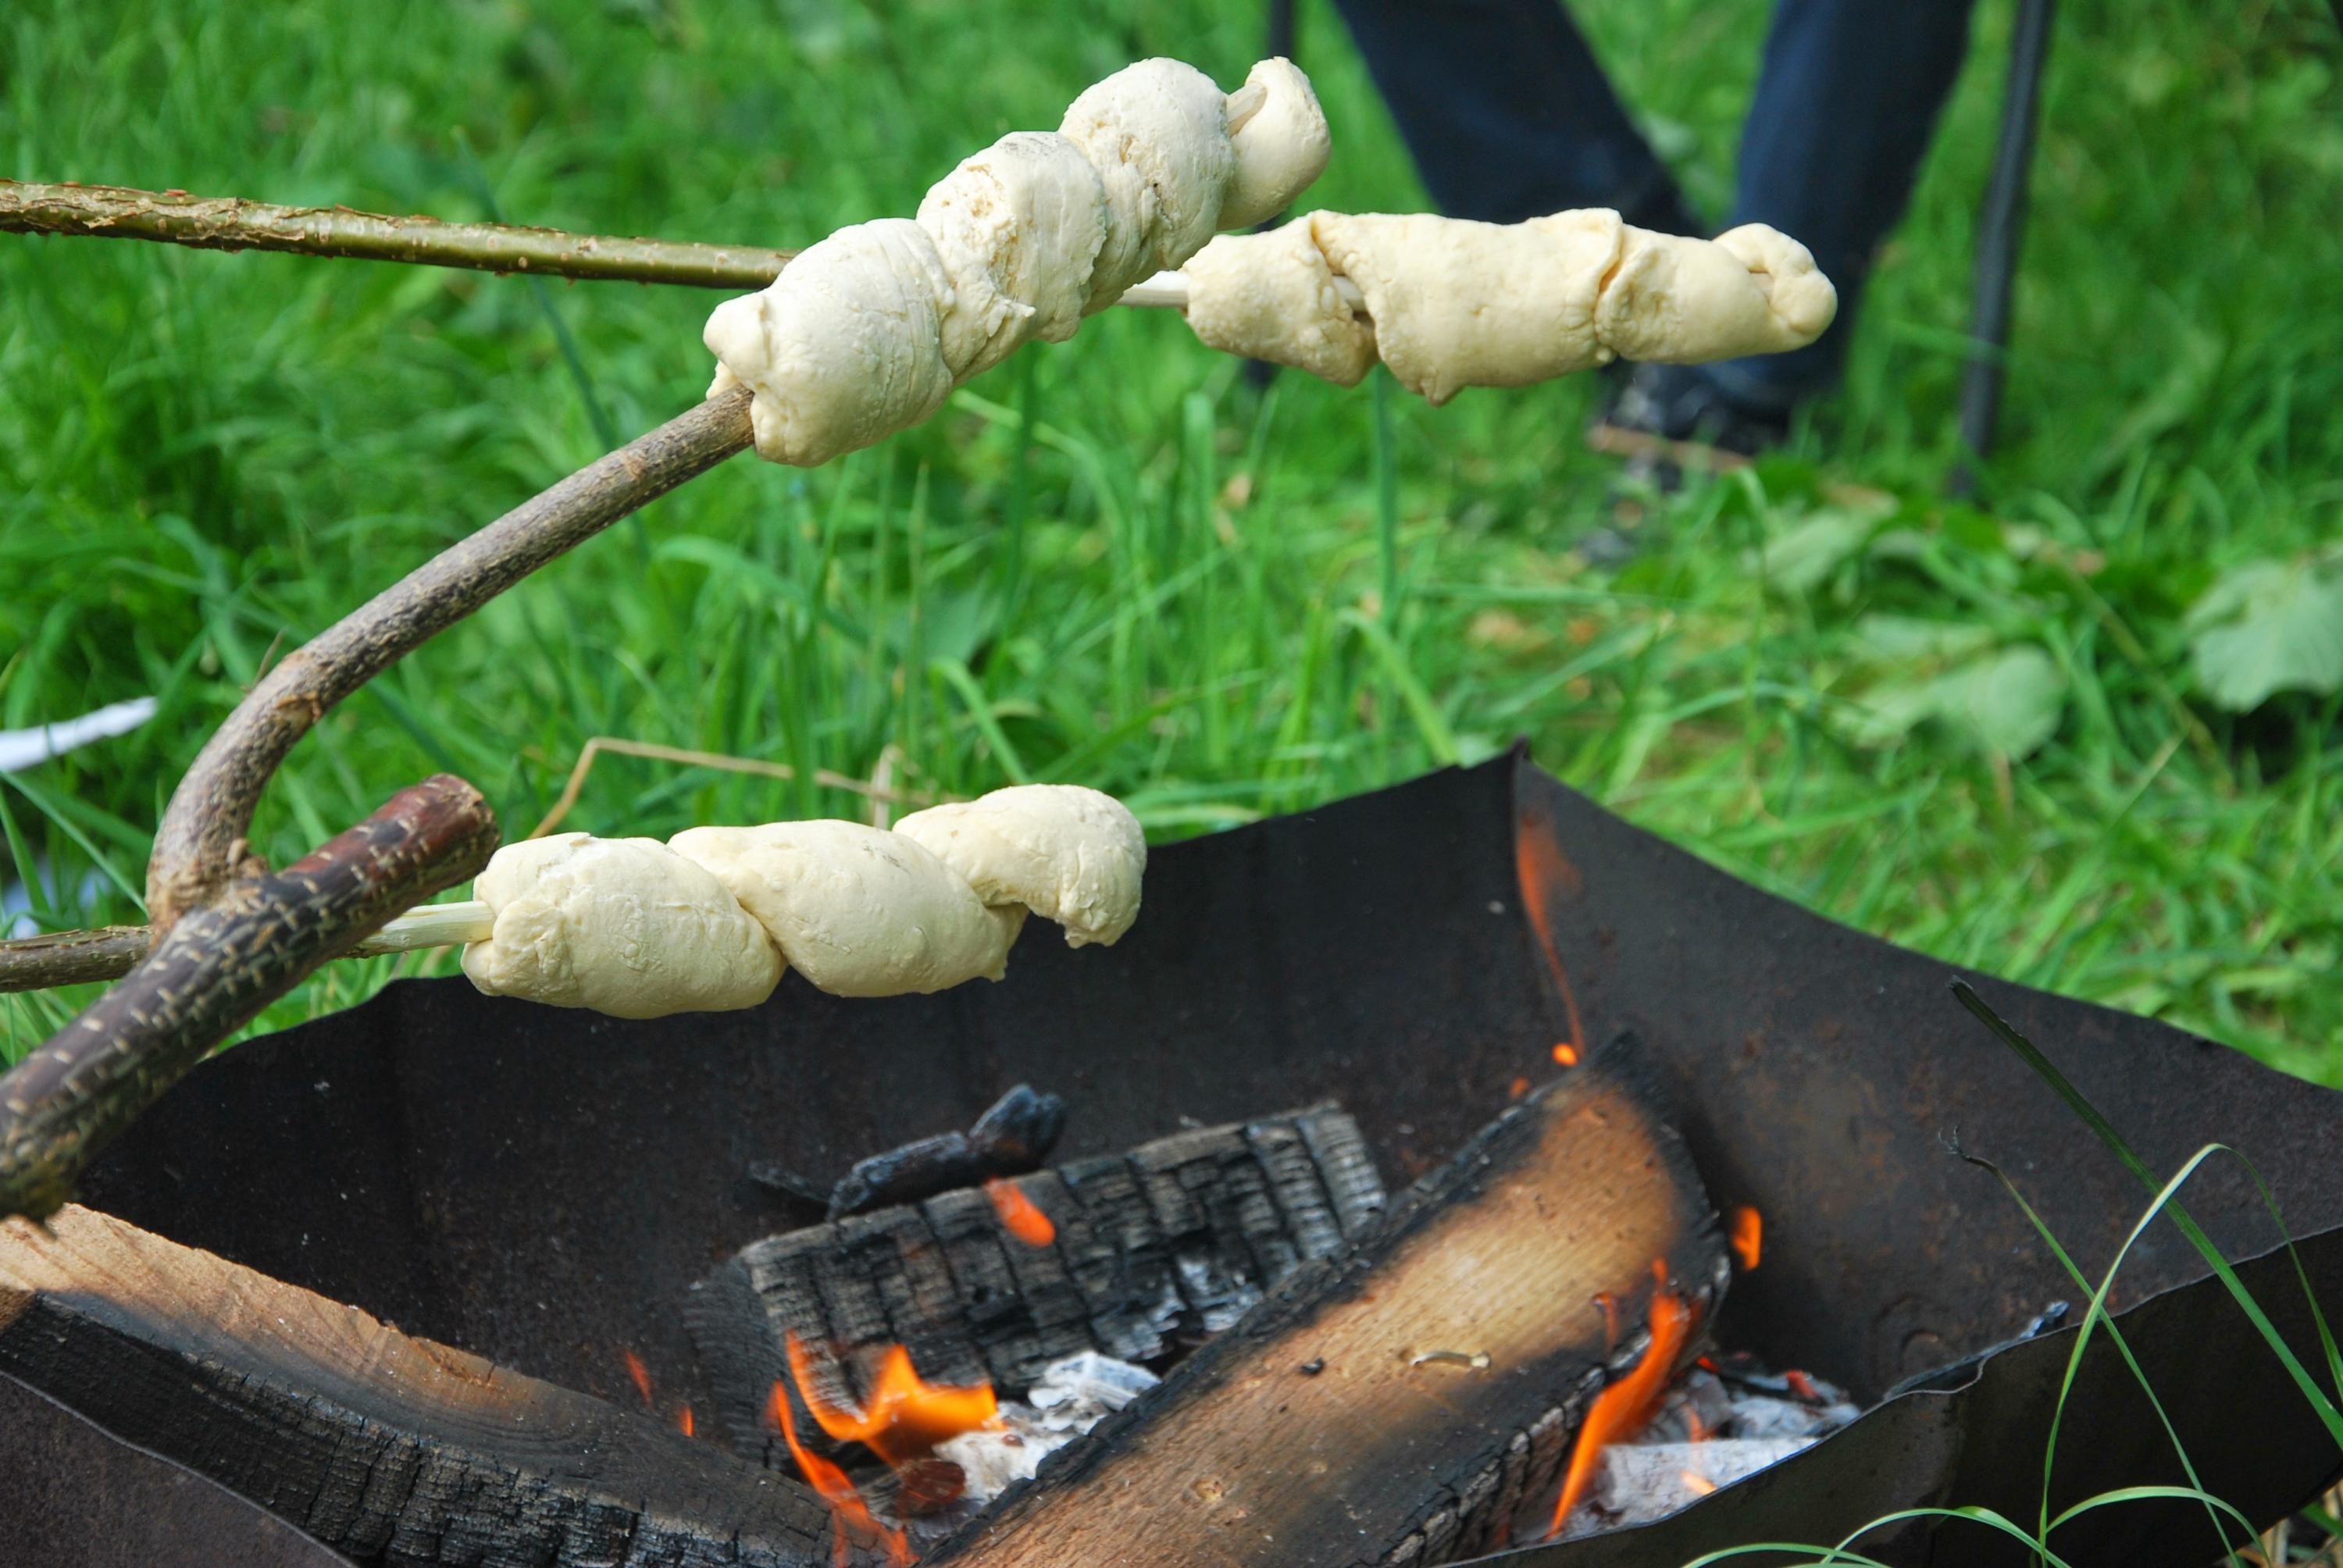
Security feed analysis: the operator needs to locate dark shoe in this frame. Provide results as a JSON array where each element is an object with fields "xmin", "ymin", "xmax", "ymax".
[{"xmin": 1589, "ymin": 363, "xmax": 1794, "ymax": 490}]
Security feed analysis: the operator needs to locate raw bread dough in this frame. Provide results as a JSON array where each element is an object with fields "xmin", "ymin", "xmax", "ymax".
[
  {"xmin": 1179, "ymin": 212, "xmax": 1837, "ymax": 401},
  {"xmin": 702, "ymin": 219, "xmax": 956, "ymax": 468},
  {"xmin": 1057, "ymin": 57, "xmax": 1238, "ymax": 311},
  {"xmin": 1218, "ymin": 58, "xmax": 1333, "ymax": 231},
  {"xmin": 671, "ymin": 821, "xmax": 1018, "ymax": 996},
  {"xmin": 460, "ymin": 833, "xmax": 783, "ymax": 1019},
  {"xmin": 708, "ymin": 56, "xmax": 1330, "ymax": 467},
  {"xmin": 1594, "ymin": 222, "xmax": 1839, "ymax": 364},
  {"xmin": 894, "ymin": 784, "xmax": 1146, "ymax": 948},
  {"xmin": 918, "ymin": 131, "xmax": 1110, "ymax": 378},
  {"xmin": 1181, "ymin": 219, "xmax": 1376, "ymax": 387}
]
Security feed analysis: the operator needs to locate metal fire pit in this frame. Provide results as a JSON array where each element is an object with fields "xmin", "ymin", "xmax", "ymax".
[{"xmin": 19, "ymin": 749, "xmax": 2343, "ymax": 1566}]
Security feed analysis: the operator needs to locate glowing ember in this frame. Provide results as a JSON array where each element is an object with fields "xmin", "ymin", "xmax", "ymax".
[
  {"xmin": 1552, "ymin": 1041, "xmax": 1579, "ymax": 1067},
  {"xmin": 982, "ymin": 1176, "xmax": 1057, "ymax": 1247},
  {"xmin": 621, "ymin": 1348, "xmax": 654, "ymax": 1407},
  {"xmin": 1730, "ymin": 1206, "xmax": 1762, "ymax": 1270},
  {"xmin": 1680, "ymin": 1470, "xmax": 1717, "ymax": 1496},
  {"xmin": 767, "ymin": 1378, "xmax": 909, "ymax": 1568},
  {"xmin": 679, "ymin": 1405, "xmax": 695, "ymax": 1438},
  {"xmin": 1514, "ymin": 822, "xmax": 1588, "ymax": 1059},
  {"xmin": 1547, "ymin": 1267, "xmax": 1697, "ymax": 1539},
  {"xmin": 1784, "ymin": 1369, "xmax": 1820, "ymax": 1402},
  {"xmin": 786, "ymin": 1332, "xmax": 1000, "ymax": 1467},
  {"xmin": 1509, "ymin": 1075, "xmax": 1532, "ymax": 1101}
]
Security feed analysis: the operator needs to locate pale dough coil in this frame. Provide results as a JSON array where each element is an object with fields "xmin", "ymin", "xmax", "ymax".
[
  {"xmin": 706, "ymin": 56, "xmax": 1330, "ymax": 467},
  {"xmin": 1179, "ymin": 210, "xmax": 1839, "ymax": 404},
  {"xmin": 460, "ymin": 786, "xmax": 1146, "ymax": 1018}
]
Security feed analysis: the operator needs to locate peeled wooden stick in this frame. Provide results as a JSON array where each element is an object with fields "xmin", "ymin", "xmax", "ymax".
[{"xmin": 0, "ymin": 178, "xmax": 800, "ymax": 289}]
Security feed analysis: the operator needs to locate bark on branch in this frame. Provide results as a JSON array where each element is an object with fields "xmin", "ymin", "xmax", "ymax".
[
  {"xmin": 1, "ymin": 179, "xmax": 795, "ymax": 290},
  {"xmin": 145, "ymin": 385, "xmax": 753, "ymax": 930},
  {"xmin": 0, "ymin": 775, "xmax": 501, "ymax": 1221}
]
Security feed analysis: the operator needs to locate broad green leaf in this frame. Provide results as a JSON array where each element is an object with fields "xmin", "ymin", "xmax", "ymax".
[
  {"xmin": 1938, "ymin": 646, "xmax": 2069, "ymax": 758},
  {"xmin": 1753, "ymin": 508, "xmax": 1884, "ymax": 595},
  {"xmin": 2184, "ymin": 557, "xmax": 2343, "ymax": 711}
]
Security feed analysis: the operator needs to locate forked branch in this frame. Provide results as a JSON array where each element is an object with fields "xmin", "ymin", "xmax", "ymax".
[
  {"xmin": 0, "ymin": 775, "xmax": 500, "ymax": 1220},
  {"xmin": 144, "ymin": 385, "xmax": 754, "ymax": 930},
  {"xmin": 0, "ymin": 387, "xmax": 755, "ymax": 1219}
]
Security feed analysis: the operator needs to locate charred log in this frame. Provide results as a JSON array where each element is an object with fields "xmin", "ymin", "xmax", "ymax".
[
  {"xmin": 692, "ymin": 1103, "xmax": 1385, "ymax": 1466},
  {"xmin": 923, "ymin": 1043, "xmax": 1727, "ymax": 1568},
  {"xmin": 0, "ymin": 1206, "xmax": 837, "ymax": 1567},
  {"xmin": 749, "ymin": 1083, "xmax": 1072, "ymax": 1220}
]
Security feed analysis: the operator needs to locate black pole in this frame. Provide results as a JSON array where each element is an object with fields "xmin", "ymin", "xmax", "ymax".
[{"xmin": 1949, "ymin": 0, "xmax": 2054, "ymax": 497}]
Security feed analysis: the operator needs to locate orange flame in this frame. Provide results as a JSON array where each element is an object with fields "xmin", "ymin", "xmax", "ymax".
[
  {"xmin": 983, "ymin": 1177, "xmax": 1057, "ymax": 1246},
  {"xmin": 1681, "ymin": 1469, "xmax": 1717, "ymax": 1497},
  {"xmin": 621, "ymin": 1348, "xmax": 654, "ymax": 1407},
  {"xmin": 768, "ymin": 1378, "xmax": 910, "ymax": 1568},
  {"xmin": 1508, "ymin": 1075, "xmax": 1532, "ymax": 1101},
  {"xmin": 1552, "ymin": 1041, "xmax": 1578, "ymax": 1067},
  {"xmin": 1514, "ymin": 820, "xmax": 1588, "ymax": 1060},
  {"xmin": 1547, "ymin": 1267, "xmax": 1696, "ymax": 1538},
  {"xmin": 1730, "ymin": 1206, "xmax": 1762, "ymax": 1271},
  {"xmin": 785, "ymin": 1332, "xmax": 999, "ymax": 1468},
  {"xmin": 679, "ymin": 1405, "xmax": 695, "ymax": 1438}
]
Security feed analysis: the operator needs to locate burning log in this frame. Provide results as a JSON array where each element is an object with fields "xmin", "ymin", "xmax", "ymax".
[
  {"xmin": 0, "ymin": 1205, "xmax": 840, "ymax": 1567},
  {"xmin": 691, "ymin": 1104, "xmax": 1385, "ymax": 1466},
  {"xmin": 923, "ymin": 1045, "xmax": 1725, "ymax": 1568}
]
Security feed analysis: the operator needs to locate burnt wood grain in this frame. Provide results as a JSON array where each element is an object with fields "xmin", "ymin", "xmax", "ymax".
[
  {"xmin": 0, "ymin": 1205, "xmax": 837, "ymax": 1567},
  {"xmin": 693, "ymin": 1104, "xmax": 1385, "ymax": 1467},
  {"xmin": 922, "ymin": 1046, "xmax": 1727, "ymax": 1568}
]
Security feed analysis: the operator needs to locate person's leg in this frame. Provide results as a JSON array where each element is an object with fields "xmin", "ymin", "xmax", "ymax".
[
  {"xmin": 1699, "ymin": 0, "xmax": 1981, "ymax": 413},
  {"xmin": 1329, "ymin": 0, "xmax": 1703, "ymax": 235}
]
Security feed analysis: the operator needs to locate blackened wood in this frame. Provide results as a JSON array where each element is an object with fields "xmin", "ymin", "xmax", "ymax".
[
  {"xmin": 0, "ymin": 1370, "xmax": 353, "ymax": 1567},
  {"xmin": 145, "ymin": 387, "xmax": 752, "ymax": 932},
  {"xmin": 922, "ymin": 1047, "xmax": 1727, "ymax": 1568},
  {"xmin": 814, "ymin": 1084, "xmax": 1069, "ymax": 1218},
  {"xmin": 0, "ymin": 775, "xmax": 498, "ymax": 1221},
  {"xmin": 690, "ymin": 1103, "xmax": 1384, "ymax": 1467},
  {"xmin": 0, "ymin": 1206, "xmax": 836, "ymax": 1567},
  {"xmin": 1, "ymin": 179, "xmax": 797, "ymax": 290}
]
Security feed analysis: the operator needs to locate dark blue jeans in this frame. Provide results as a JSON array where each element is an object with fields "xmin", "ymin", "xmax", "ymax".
[{"xmin": 1330, "ymin": 0, "xmax": 1977, "ymax": 412}]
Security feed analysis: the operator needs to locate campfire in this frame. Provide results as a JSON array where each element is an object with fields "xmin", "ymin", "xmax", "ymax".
[
  {"xmin": 5, "ymin": 754, "xmax": 2341, "ymax": 1567},
  {"xmin": 1, "ymin": 48, "xmax": 2338, "ymax": 1568}
]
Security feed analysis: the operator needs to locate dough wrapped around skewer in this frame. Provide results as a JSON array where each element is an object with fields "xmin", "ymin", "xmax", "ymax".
[
  {"xmin": 1178, "ymin": 210, "xmax": 1838, "ymax": 404},
  {"xmin": 457, "ymin": 787, "xmax": 1146, "ymax": 1017},
  {"xmin": 459, "ymin": 834, "xmax": 783, "ymax": 1019},
  {"xmin": 706, "ymin": 55, "xmax": 1330, "ymax": 468},
  {"xmin": 671, "ymin": 821, "xmax": 1021, "ymax": 998},
  {"xmin": 895, "ymin": 783, "xmax": 1148, "ymax": 948}
]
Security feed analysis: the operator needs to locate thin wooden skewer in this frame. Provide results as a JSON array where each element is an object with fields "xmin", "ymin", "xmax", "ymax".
[{"xmin": 0, "ymin": 173, "xmax": 1341, "ymax": 313}]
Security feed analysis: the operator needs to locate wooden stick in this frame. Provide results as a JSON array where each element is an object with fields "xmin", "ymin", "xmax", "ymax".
[
  {"xmin": 0, "ymin": 179, "xmax": 797, "ymax": 290},
  {"xmin": 0, "ymin": 1203, "xmax": 838, "ymax": 1567},
  {"xmin": 0, "ymin": 775, "xmax": 498, "ymax": 1220},
  {"xmin": 1, "ymin": 178, "xmax": 1319, "ymax": 312},
  {"xmin": 144, "ymin": 387, "xmax": 753, "ymax": 935},
  {"xmin": 924, "ymin": 1049, "xmax": 1726, "ymax": 1568}
]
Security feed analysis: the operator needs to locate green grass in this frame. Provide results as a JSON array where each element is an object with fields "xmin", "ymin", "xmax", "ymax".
[{"xmin": 2, "ymin": 0, "xmax": 2339, "ymax": 1070}]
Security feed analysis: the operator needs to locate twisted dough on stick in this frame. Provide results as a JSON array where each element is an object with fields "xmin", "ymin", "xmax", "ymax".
[
  {"xmin": 459, "ymin": 787, "xmax": 1146, "ymax": 1017},
  {"xmin": 1179, "ymin": 210, "xmax": 1838, "ymax": 404},
  {"xmin": 705, "ymin": 56, "xmax": 1329, "ymax": 467}
]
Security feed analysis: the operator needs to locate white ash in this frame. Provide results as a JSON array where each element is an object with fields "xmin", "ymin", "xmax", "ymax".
[
  {"xmin": 934, "ymin": 1352, "xmax": 1161, "ymax": 1506},
  {"xmin": 1536, "ymin": 1365, "xmax": 1863, "ymax": 1543}
]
